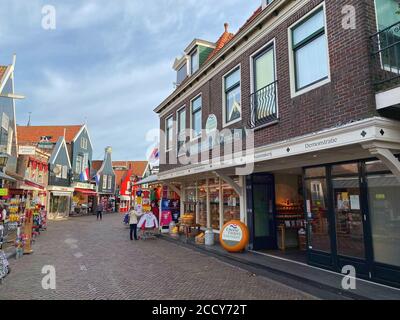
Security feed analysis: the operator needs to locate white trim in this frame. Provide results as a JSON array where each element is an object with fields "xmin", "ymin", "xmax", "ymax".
[
  {"xmin": 0, "ymin": 66, "xmax": 12, "ymax": 94},
  {"xmin": 158, "ymin": 117, "xmax": 400, "ymax": 180},
  {"xmin": 249, "ymin": 38, "xmax": 279, "ymax": 122},
  {"xmin": 157, "ymin": 0, "xmax": 309, "ymax": 117},
  {"xmin": 50, "ymin": 137, "xmax": 72, "ymax": 169},
  {"xmin": 222, "ymin": 63, "xmax": 242, "ymax": 128},
  {"xmin": 165, "ymin": 115, "xmax": 174, "ymax": 152},
  {"xmin": 72, "ymin": 124, "xmax": 94, "ymax": 151},
  {"xmin": 190, "ymin": 93, "xmax": 203, "ymax": 141},
  {"xmin": 288, "ymin": 2, "xmax": 331, "ymax": 98}
]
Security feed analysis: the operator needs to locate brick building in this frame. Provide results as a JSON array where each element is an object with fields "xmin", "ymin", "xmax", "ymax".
[{"xmin": 154, "ymin": 0, "xmax": 400, "ymax": 287}]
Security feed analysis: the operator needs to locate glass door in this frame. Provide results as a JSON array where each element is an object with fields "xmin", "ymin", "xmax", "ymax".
[
  {"xmin": 331, "ymin": 163, "xmax": 369, "ymax": 275},
  {"xmin": 251, "ymin": 174, "xmax": 277, "ymax": 251}
]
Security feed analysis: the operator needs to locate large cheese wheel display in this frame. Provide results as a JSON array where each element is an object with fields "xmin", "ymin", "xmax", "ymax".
[{"xmin": 220, "ymin": 220, "xmax": 249, "ymax": 253}]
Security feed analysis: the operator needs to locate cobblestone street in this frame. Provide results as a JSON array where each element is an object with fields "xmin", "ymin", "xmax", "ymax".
[{"xmin": 0, "ymin": 214, "xmax": 316, "ymax": 300}]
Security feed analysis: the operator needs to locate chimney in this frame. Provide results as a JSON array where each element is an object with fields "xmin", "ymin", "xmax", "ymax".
[{"xmin": 224, "ymin": 22, "xmax": 229, "ymax": 33}]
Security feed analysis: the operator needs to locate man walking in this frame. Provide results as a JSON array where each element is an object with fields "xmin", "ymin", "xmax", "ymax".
[{"xmin": 97, "ymin": 202, "xmax": 104, "ymax": 221}]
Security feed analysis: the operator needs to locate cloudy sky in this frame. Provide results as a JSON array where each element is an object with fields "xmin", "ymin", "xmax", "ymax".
[{"xmin": 0, "ymin": 0, "xmax": 259, "ymax": 160}]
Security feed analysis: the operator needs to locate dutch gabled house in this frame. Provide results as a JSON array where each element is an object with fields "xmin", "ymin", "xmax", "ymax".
[
  {"xmin": 95, "ymin": 147, "xmax": 116, "ymax": 212},
  {"xmin": 0, "ymin": 55, "xmax": 23, "ymax": 190},
  {"xmin": 154, "ymin": 0, "xmax": 400, "ymax": 287},
  {"xmin": 17, "ymin": 124, "xmax": 96, "ymax": 215},
  {"xmin": 47, "ymin": 136, "xmax": 74, "ymax": 219}
]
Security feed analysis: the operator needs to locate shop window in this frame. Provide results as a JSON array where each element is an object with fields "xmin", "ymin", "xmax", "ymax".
[
  {"xmin": 197, "ymin": 180, "xmax": 207, "ymax": 227},
  {"xmin": 367, "ymin": 160, "xmax": 400, "ymax": 267},
  {"xmin": 184, "ymin": 184, "xmax": 197, "ymax": 215},
  {"xmin": 290, "ymin": 5, "xmax": 329, "ymax": 94},
  {"xmin": 209, "ymin": 178, "xmax": 220, "ymax": 230},
  {"xmin": 305, "ymin": 168, "xmax": 331, "ymax": 253},
  {"xmin": 222, "ymin": 181, "xmax": 240, "ymax": 224}
]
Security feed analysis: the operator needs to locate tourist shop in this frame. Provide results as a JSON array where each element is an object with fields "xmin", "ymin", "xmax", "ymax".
[
  {"xmin": 245, "ymin": 118, "xmax": 400, "ymax": 288},
  {"xmin": 47, "ymin": 186, "xmax": 74, "ymax": 220},
  {"xmin": 72, "ymin": 182, "xmax": 97, "ymax": 215}
]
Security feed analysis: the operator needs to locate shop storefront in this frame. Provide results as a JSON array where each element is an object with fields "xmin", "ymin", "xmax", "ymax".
[
  {"xmin": 98, "ymin": 194, "xmax": 116, "ymax": 213},
  {"xmin": 47, "ymin": 186, "xmax": 74, "ymax": 220},
  {"xmin": 72, "ymin": 183, "xmax": 97, "ymax": 215},
  {"xmin": 246, "ymin": 157, "xmax": 400, "ymax": 288}
]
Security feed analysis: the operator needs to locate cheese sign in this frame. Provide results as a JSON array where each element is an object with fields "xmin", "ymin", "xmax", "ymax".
[
  {"xmin": 222, "ymin": 224, "xmax": 243, "ymax": 244},
  {"xmin": 220, "ymin": 220, "xmax": 249, "ymax": 253}
]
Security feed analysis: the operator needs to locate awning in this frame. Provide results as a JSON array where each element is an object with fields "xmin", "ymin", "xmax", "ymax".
[
  {"xmin": 74, "ymin": 188, "xmax": 97, "ymax": 196},
  {"xmin": 23, "ymin": 180, "xmax": 45, "ymax": 190},
  {"xmin": 135, "ymin": 175, "xmax": 159, "ymax": 186},
  {"xmin": 4, "ymin": 170, "xmax": 23, "ymax": 182},
  {"xmin": 0, "ymin": 171, "xmax": 17, "ymax": 182}
]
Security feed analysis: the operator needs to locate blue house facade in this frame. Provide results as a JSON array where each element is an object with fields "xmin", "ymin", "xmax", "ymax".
[
  {"xmin": 96, "ymin": 146, "xmax": 116, "ymax": 212},
  {"xmin": 47, "ymin": 137, "xmax": 74, "ymax": 220}
]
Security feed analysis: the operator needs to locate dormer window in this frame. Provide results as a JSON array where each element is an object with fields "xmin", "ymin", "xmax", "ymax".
[
  {"xmin": 177, "ymin": 63, "xmax": 187, "ymax": 85},
  {"xmin": 190, "ymin": 49, "xmax": 199, "ymax": 75}
]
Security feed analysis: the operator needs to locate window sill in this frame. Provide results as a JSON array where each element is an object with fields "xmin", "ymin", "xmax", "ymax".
[
  {"xmin": 252, "ymin": 119, "xmax": 279, "ymax": 131},
  {"xmin": 223, "ymin": 117, "xmax": 242, "ymax": 128},
  {"xmin": 291, "ymin": 78, "xmax": 330, "ymax": 98}
]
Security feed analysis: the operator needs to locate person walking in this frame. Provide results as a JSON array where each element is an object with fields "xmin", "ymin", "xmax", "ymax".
[
  {"xmin": 96, "ymin": 202, "xmax": 104, "ymax": 221},
  {"xmin": 129, "ymin": 207, "xmax": 143, "ymax": 241}
]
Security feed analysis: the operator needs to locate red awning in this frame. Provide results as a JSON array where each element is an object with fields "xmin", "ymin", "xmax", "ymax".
[
  {"xmin": 74, "ymin": 188, "xmax": 97, "ymax": 196},
  {"xmin": 24, "ymin": 180, "xmax": 45, "ymax": 190}
]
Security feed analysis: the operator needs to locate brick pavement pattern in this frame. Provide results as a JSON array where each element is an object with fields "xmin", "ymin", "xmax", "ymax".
[{"xmin": 0, "ymin": 214, "xmax": 315, "ymax": 300}]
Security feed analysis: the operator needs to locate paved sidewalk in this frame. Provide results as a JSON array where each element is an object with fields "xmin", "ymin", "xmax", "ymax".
[{"xmin": 0, "ymin": 214, "xmax": 315, "ymax": 300}]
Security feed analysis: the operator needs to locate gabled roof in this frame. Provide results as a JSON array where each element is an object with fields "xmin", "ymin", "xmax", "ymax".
[
  {"xmin": 92, "ymin": 160, "xmax": 148, "ymax": 177},
  {"xmin": 17, "ymin": 125, "xmax": 83, "ymax": 145},
  {"xmin": 206, "ymin": 23, "xmax": 235, "ymax": 63},
  {"xmin": 49, "ymin": 136, "xmax": 72, "ymax": 168}
]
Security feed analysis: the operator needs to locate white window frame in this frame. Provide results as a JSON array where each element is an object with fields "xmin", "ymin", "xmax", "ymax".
[
  {"xmin": 249, "ymin": 39, "xmax": 279, "ymax": 125},
  {"xmin": 56, "ymin": 164, "xmax": 62, "ymax": 178},
  {"xmin": 288, "ymin": 2, "xmax": 331, "ymax": 98},
  {"xmin": 190, "ymin": 49, "xmax": 199, "ymax": 75},
  {"xmin": 222, "ymin": 64, "xmax": 242, "ymax": 128},
  {"xmin": 176, "ymin": 105, "xmax": 187, "ymax": 156},
  {"xmin": 108, "ymin": 175, "xmax": 113, "ymax": 189},
  {"xmin": 190, "ymin": 93, "xmax": 202, "ymax": 141},
  {"xmin": 165, "ymin": 115, "xmax": 174, "ymax": 152},
  {"xmin": 75, "ymin": 156, "xmax": 83, "ymax": 174},
  {"xmin": 102, "ymin": 175, "xmax": 108, "ymax": 189}
]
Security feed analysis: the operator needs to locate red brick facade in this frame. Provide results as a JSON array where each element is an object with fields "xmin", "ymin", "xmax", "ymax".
[{"xmin": 157, "ymin": 0, "xmax": 380, "ymax": 172}]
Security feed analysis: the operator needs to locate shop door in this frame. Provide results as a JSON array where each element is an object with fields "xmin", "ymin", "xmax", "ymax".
[
  {"xmin": 250, "ymin": 174, "xmax": 277, "ymax": 251},
  {"xmin": 331, "ymin": 163, "xmax": 370, "ymax": 276}
]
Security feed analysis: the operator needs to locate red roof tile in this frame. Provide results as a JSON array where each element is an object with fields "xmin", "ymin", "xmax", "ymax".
[
  {"xmin": 17, "ymin": 125, "xmax": 83, "ymax": 145},
  {"xmin": 206, "ymin": 23, "xmax": 235, "ymax": 63}
]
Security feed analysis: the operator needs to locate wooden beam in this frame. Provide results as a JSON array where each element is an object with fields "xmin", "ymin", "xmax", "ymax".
[
  {"xmin": 213, "ymin": 171, "xmax": 242, "ymax": 195},
  {"xmin": 164, "ymin": 182, "xmax": 181, "ymax": 197}
]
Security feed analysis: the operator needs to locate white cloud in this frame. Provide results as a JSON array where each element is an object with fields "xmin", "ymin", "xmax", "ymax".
[{"xmin": 1, "ymin": 0, "xmax": 260, "ymax": 160}]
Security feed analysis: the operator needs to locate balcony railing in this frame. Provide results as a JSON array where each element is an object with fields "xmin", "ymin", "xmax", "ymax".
[
  {"xmin": 371, "ymin": 21, "xmax": 400, "ymax": 89},
  {"xmin": 249, "ymin": 80, "xmax": 278, "ymax": 128}
]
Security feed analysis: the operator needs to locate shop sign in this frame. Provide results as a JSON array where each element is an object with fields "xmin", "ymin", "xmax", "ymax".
[
  {"xmin": 18, "ymin": 146, "xmax": 36, "ymax": 156},
  {"xmin": 220, "ymin": 220, "xmax": 249, "ymax": 253},
  {"xmin": 0, "ymin": 188, "xmax": 8, "ymax": 196},
  {"xmin": 72, "ymin": 182, "xmax": 95, "ymax": 190}
]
